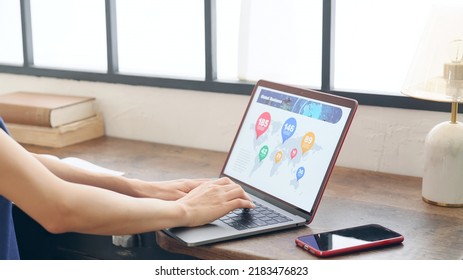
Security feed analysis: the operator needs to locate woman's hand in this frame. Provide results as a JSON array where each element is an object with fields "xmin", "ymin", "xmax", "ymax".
[
  {"xmin": 175, "ymin": 177, "xmax": 255, "ymax": 227},
  {"xmin": 134, "ymin": 178, "xmax": 211, "ymax": 200}
]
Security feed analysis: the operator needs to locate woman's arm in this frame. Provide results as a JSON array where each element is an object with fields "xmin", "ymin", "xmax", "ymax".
[
  {"xmin": 0, "ymin": 130, "xmax": 253, "ymax": 235},
  {"xmin": 32, "ymin": 153, "xmax": 209, "ymax": 200}
]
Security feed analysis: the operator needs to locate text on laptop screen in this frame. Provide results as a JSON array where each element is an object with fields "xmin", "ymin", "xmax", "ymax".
[{"xmin": 223, "ymin": 86, "xmax": 352, "ymax": 213}]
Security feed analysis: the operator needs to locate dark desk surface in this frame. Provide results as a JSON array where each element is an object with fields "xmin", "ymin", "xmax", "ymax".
[{"xmin": 24, "ymin": 137, "xmax": 463, "ymax": 260}]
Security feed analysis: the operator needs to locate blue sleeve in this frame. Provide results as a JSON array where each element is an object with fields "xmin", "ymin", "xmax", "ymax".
[
  {"xmin": 0, "ymin": 117, "xmax": 20, "ymax": 260},
  {"xmin": 0, "ymin": 117, "xmax": 10, "ymax": 135}
]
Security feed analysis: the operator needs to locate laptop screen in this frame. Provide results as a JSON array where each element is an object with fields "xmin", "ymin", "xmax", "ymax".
[{"xmin": 222, "ymin": 81, "xmax": 356, "ymax": 214}]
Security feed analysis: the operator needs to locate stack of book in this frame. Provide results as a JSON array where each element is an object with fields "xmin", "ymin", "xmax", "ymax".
[{"xmin": 0, "ymin": 92, "xmax": 104, "ymax": 148}]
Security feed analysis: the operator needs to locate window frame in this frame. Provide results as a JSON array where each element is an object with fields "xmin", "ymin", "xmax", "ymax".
[{"xmin": 0, "ymin": 0, "xmax": 452, "ymax": 113}]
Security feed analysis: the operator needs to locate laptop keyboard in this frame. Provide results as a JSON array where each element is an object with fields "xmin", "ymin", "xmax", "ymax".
[{"xmin": 219, "ymin": 201, "xmax": 293, "ymax": 231}]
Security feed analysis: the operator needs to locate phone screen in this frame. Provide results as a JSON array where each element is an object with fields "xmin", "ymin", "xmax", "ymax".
[{"xmin": 295, "ymin": 224, "xmax": 403, "ymax": 257}]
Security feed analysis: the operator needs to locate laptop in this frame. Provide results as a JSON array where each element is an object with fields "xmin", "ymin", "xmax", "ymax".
[{"xmin": 163, "ymin": 80, "xmax": 358, "ymax": 246}]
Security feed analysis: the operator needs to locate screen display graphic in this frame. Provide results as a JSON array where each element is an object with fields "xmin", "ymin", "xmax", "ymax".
[{"xmin": 223, "ymin": 86, "xmax": 352, "ymax": 213}]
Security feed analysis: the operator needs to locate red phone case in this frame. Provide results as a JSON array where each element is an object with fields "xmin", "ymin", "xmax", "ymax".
[{"xmin": 295, "ymin": 224, "xmax": 404, "ymax": 257}]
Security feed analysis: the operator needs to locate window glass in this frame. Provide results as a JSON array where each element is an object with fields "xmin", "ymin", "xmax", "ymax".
[
  {"xmin": 117, "ymin": 0, "xmax": 205, "ymax": 79},
  {"xmin": 30, "ymin": 0, "xmax": 107, "ymax": 72},
  {"xmin": 0, "ymin": 0, "xmax": 23, "ymax": 65},
  {"xmin": 216, "ymin": 0, "xmax": 241, "ymax": 81},
  {"xmin": 334, "ymin": 0, "xmax": 434, "ymax": 95},
  {"xmin": 234, "ymin": 0, "xmax": 323, "ymax": 88}
]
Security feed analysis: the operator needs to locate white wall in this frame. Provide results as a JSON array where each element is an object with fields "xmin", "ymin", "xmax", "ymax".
[{"xmin": 0, "ymin": 73, "xmax": 453, "ymax": 177}]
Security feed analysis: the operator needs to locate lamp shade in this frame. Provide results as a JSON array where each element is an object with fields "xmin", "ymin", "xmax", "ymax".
[{"xmin": 401, "ymin": 5, "xmax": 463, "ymax": 103}]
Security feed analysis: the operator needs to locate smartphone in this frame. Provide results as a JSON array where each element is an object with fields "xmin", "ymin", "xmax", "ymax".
[{"xmin": 295, "ymin": 224, "xmax": 404, "ymax": 257}]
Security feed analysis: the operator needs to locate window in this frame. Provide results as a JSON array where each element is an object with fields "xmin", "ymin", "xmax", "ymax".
[
  {"xmin": 334, "ymin": 0, "xmax": 434, "ymax": 95},
  {"xmin": 216, "ymin": 0, "xmax": 240, "ymax": 81},
  {"xmin": 0, "ymin": 0, "xmax": 23, "ymax": 65},
  {"xmin": 117, "ymin": 0, "xmax": 205, "ymax": 79},
  {"xmin": 30, "ymin": 0, "xmax": 107, "ymax": 72},
  {"xmin": 0, "ymin": 0, "xmax": 459, "ymax": 112},
  {"xmin": 219, "ymin": 0, "xmax": 323, "ymax": 88}
]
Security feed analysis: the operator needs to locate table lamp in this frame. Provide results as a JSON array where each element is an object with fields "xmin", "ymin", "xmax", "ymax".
[{"xmin": 401, "ymin": 5, "xmax": 463, "ymax": 207}]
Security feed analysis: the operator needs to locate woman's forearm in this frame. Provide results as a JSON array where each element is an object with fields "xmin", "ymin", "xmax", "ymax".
[{"xmin": 32, "ymin": 153, "xmax": 143, "ymax": 197}]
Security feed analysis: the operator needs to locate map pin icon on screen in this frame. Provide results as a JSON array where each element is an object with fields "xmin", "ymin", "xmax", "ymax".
[
  {"xmin": 296, "ymin": 167, "xmax": 305, "ymax": 181},
  {"xmin": 255, "ymin": 112, "xmax": 271, "ymax": 139}
]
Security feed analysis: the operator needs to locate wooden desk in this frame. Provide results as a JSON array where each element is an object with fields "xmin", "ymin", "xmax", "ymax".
[{"xmin": 24, "ymin": 137, "xmax": 463, "ymax": 260}]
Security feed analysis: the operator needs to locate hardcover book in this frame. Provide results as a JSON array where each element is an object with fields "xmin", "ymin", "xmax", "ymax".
[
  {"xmin": 0, "ymin": 92, "xmax": 96, "ymax": 127},
  {"xmin": 6, "ymin": 115, "xmax": 105, "ymax": 148}
]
